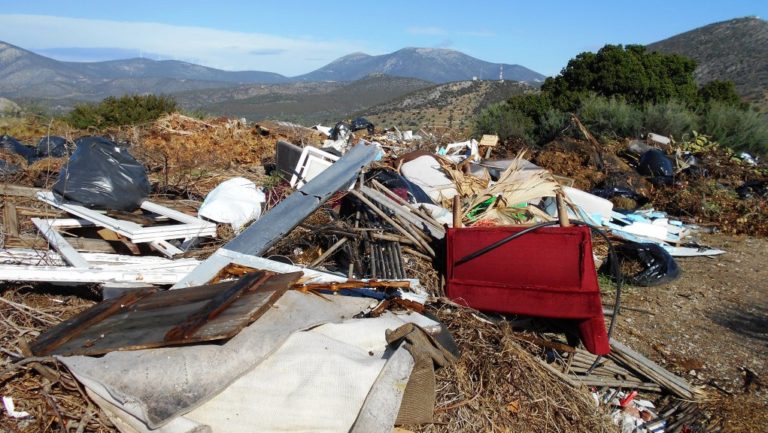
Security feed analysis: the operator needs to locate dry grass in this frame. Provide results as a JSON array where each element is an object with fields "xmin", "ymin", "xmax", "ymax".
[
  {"xmin": 410, "ymin": 303, "xmax": 615, "ymax": 433},
  {"xmin": 0, "ymin": 288, "xmax": 113, "ymax": 433}
]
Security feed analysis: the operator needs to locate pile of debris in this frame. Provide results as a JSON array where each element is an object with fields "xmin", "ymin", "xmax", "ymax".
[{"xmin": 1, "ymin": 114, "xmax": 758, "ymax": 433}]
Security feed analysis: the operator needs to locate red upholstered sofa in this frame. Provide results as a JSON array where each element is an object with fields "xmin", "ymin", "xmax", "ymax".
[{"xmin": 445, "ymin": 225, "xmax": 610, "ymax": 355}]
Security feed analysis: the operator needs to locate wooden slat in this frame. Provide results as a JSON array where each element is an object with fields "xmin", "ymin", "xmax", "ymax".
[
  {"xmin": 0, "ymin": 184, "xmax": 41, "ymax": 198},
  {"xmin": 31, "ymin": 218, "xmax": 89, "ymax": 268},
  {"xmin": 3, "ymin": 203, "xmax": 19, "ymax": 238}
]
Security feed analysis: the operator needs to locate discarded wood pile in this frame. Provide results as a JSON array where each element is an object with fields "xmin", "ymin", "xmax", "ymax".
[{"xmin": 1, "ymin": 115, "xmax": 754, "ymax": 432}]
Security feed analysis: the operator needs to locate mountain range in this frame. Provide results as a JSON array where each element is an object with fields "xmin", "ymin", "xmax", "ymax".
[{"xmin": 0, "ymin": 41, "xmax": 543, "ymax": 103}]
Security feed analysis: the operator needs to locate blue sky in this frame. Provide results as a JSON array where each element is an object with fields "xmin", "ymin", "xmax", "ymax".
[{"xmin": 0, "ymin": 1, "xmax": 765, "ymax": 77}]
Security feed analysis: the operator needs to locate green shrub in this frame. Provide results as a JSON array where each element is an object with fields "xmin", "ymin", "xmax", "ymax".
[
  {"xmin": 700, "ymin": 103, "xmax": 768, "ymax": 154},
  {"xmin": 474, "ymin": 102, "xmax": 534, "ymax": 143},
  {"xmin": 698, "ymin": 80, "xmax": 744, "ymax": 107},
  {"xmin": 542, "ymin": 44, "xmax": 698, "ymax": 110},
  {"xmin": 642, "ymin": 100, "xmax": 698, "ymax": 139},
  {"xmin": 577, "ymin": 95, "xmax": 643, "ymax": 139},
  {"xmin": 535, "ymin": 108, "xmax": 570, "ymax": 143},
  {"xmin": 66, "ymin": 94, "xmax": 178, "ymax": 129}
]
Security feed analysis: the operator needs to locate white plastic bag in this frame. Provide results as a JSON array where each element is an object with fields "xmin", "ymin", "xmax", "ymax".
[{"xmin": 199, "ymin": 177, "xmax": 265, "ymax": 232}]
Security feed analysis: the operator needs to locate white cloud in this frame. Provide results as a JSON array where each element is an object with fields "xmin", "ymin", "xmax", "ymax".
[
  {"xmin": 0, "ymin": 14, "xmax": 366, "ymax": 75},
  {"xmin": 459, "ymin": 29, "xmax": 495, "ymax": 37},
  {"xmin": 406, "ymin": 26, "xmax": 447, "ymax": 36}
]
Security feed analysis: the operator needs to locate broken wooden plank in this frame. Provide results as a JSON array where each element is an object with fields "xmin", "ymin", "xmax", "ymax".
[
  {"xmin": 36, "ymin": 191, "xmax": 217, "ymax": 242},
  {"xmin": 609, "ymin": 339, "xmax": 696, "ymax": 399},
  {"xmin": 293, "ymin": 279, "xmax": 411, "ymax": 292},
  {"xmin": 2, "ymin": 202, "xmax": 19, "ymax": 238},
  {"xmin": 0, "ymin": 184, "xmax": 41, "ymax": 198},
  {"xmin": 0, "ymin": 261, "xmax": 199, "ymax": 285},
  {"xmin": 31, "ymin": 271, "xmax": 303, "ymax": 356},
  {"xmin": 31, "ymin": 218, "xmax": 89, "ymax": 268}
]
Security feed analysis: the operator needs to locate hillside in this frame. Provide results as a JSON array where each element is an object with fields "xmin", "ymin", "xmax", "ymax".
[
  {"xmin": 359, "ymin": 79, "xmax": 533, "ymax": 131},
  {"xmin": 0, "ymin": 41, "xmax": 287, "ymax": 102},
  {"xmin": 198, "ymin": 74, "xmax": 434, "ymax": 124},
  {"xmin": 294, "ymin": 47, "xmax": 545, "ymax": 84},
  {"xmin": 648, "ymin": 17, "xmax": 768, "ymax": 105}
]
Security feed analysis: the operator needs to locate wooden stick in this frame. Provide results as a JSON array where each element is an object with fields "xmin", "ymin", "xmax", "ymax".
[
  {"xmin": 293, "ymin": 280, "xmax": 411, "ymax": 292},
  {"xmin": 309, "ymin": 237, "xmax": 348, "ymax": 267},
  {"xmin": 452, "ymin": 195, "xmax": 462, "ymax": 228},
  {"xmin": 370, "ymin": 179, "xmax": 442, "ymax": 228},
  {"xmin": 402, "ymin": 247, "xmax": 432, "ymax": 261},
  {"xmin": 556, "ymin": 192, "xmax": 570, "ymax": 228}
]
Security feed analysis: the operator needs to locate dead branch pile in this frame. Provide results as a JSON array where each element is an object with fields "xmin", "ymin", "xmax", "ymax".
[
  {"xmin": 0, "ymin": 288, "xmax": 111, "ymax": 433},
  {"xmin": 412, "ymin": 304, "xmax": 615, "ymax": 433}
]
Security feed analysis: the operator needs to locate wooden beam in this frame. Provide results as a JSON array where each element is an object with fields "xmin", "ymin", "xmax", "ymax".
[{"xmin": 0, "ymin": 184, "xmax": 41, "ymax": 198}]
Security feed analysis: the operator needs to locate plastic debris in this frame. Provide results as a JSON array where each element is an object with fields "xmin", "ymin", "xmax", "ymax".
[
  {"xmin": 637, "ymin": 149, "xmax": 674, "ymax": 185},
  {"xmin": 53, "ymin": 136, "xmax": 151, "ymax": 211},
  {"xmin": 36, "ymin": 135, "xmax": 70, "ymax": 158},
  {"xmin": 2, "ymin": 396, "xmax": 31, "ymax": 418},
  {"xmin": 199, "ymin": 177, "xmax": 266, "ymax": 232},
  {"xmin": 601, "ymin": 241, "xmax": 680, "ymax": 286}
]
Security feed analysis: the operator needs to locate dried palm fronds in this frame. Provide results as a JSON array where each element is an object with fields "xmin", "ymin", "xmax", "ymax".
[{"xmin": 463, "ymin": 152, "xmax": 561, "ymax": 225}]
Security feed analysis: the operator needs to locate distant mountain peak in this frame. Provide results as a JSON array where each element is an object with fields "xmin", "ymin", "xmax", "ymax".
[{"xmin": 295, "ymin": 47, "xmax": 544, "ymax": 84}]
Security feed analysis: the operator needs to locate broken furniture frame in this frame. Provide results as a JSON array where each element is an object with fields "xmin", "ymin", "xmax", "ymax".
[
  {"xmin": 37, "ymin": 191, "xmax": 217, "ymax": 244},
  {"xmin": 289, "ymin": 146, "xmax": 340, "ymax": 189}
]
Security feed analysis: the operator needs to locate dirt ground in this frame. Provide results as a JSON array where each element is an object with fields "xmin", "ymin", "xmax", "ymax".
[{"xmin": 609, "ymin": 233, "xmax": 768, "ymax": 432}]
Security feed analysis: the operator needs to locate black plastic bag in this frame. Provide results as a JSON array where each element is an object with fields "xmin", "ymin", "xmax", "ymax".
[
  {"xmin": 366, "ymin": 168, "xmax": 434, "ymax": 205},
  {"xmin": 36, "ymin": 135, "xmax": 71, "ymax": 158},
  {"xmin": 350, "ymin": 117, "xmax": 374, "ymax": 135},
  {"xmin": 329, "ymin": 121, "xmax": 352, "ymax": 141},
  {"xmin": 590, "ymin": 186, "xmax": 648, "ymax": 207},
  {"xmin": 1, "ymin": 135, "xmax": 37, "ymax": 163},
  {"xmin": 0, "ymin": 160, "xmax": 21, "ymax": 177},
  {"xmin": 736, "ymin": 180, "xmax": 768, "ymax": 199},
  {"xmin": 600, "ymin": 241, "xmax": 680, "ymax": 287},
  {"xmin": 637, "ymin": 149, "xmax": 673, "ymax": 185},
  {"xmin": 53, "ymin": 136, "xmax": 151, "ymax": 211}
]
